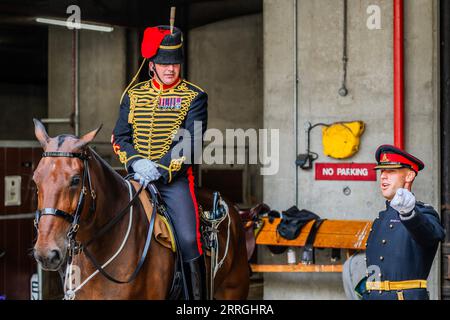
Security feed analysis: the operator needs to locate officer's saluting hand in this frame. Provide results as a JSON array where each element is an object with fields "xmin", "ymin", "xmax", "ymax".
[
  {"xmin": 360, "ymin": 145, "xmax": 446, "ymax": 301},
  {"xmin": 390, "ymin": 188, "xmax": 416, "ymax": 216}
]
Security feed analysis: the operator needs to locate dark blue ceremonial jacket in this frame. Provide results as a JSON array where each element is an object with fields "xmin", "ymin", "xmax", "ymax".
[
  {"xmin": 111, "ymin": 78, "xmax": 208, "ymax": 184},
  {"xmin": 362, "ymin": 201, "xmax": 446, "ymax": 300}
]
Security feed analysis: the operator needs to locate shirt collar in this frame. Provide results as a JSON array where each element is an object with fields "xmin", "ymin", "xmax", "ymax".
[{"xmin": 151, "ymin": 77, "xmax": 181, "ymax": 91}]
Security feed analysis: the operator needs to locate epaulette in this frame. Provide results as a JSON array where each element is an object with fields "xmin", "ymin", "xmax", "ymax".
[
  {"xmin": 416, "ymin": 201, "xmax": 433, "ymax": 208},
  {"xmin": 183, "ymin": 80, "xmax": 205, "ymax": 93},
  {"xmin": 415, "ymin": 201, "xmax": 439, "ymax": 219}
]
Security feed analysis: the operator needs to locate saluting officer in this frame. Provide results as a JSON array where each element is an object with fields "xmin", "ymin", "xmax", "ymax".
[
  {"xmin": 361, "ymin": 145, "xmax": 446, "ymax": 300},
  {"xmin": 111, "ymin": 24, "xmax": 208, "ymax": 300}
]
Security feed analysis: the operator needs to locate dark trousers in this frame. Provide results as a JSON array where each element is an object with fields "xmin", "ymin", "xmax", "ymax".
[{"xmin": 155, "ymin": 170, "xmax": 202, "ymax": 261}]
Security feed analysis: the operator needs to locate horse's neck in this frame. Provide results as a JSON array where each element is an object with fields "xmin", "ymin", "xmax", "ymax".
[
  {"xmin": 77, "ymin": 150, "xmax": 131, "ymax": 239},
  {"xmin": 74, "ymin": 151, "xmax": 140, "ymax": 280},
  {"xmin": 91, "ymin": 149, "xmax": 129, "ymax": 212}
]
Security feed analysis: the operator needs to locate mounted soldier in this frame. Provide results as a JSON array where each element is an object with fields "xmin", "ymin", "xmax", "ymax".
[{"xmin": 111, "ymin": 15, "xmax": 208, "ymax": 299}]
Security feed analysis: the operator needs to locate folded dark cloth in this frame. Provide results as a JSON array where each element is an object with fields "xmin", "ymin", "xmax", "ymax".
[{"xmin": 276, "ymin": 206, "xmax": 320, "ymax": 240}]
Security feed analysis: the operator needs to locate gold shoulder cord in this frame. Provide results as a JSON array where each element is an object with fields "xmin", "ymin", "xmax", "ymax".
[{"xmin": 120, "ymin": 58, "xmax": 147, "ymax": 105}]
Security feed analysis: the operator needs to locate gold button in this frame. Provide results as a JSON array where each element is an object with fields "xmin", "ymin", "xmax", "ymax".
[{"xmin": 379, "ymin": 256, "xmax": 384, "ymax": 261}]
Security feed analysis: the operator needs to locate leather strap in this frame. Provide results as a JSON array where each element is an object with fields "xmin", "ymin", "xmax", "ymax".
[
  {"xmin": 82, "ymin": 183, "xmax": 157, "ymax": 284},
  {"xmin": 83, "ymin": 183, "xmax": 144, "ymax": 247},
  {"xmin": 39, "ymin": 208, "xmax": 74, "ymax": 224},
  {"xmin": 301, "ymin": 219, "xmax": 325, "ymax": 265},
  {"xmin": 131, "ymin": 181, "xmax": 153, "ymax": 222},
  {"xmin": 42, "ymin": 152, "xmax": 87, "ymax": 160}
]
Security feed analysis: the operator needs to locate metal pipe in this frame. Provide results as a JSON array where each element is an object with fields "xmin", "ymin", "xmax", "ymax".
[
  {"xmin": 73, "ymin": 29, "xmax": 80, "ymax": 137},
  {"xmin": 183, "ymin": 3, "xmax": 190, "ymax": 79},
  {"xmin": 440, "ymin": 0, "xmax": 450, "ymax": 300},
  {"xmin": 294, "ymin": 0, "xmax": 299, "ymax": 207},
  {"xmin": 40, "ymin": 118, "xmax": 72, "ymax": 124},
  {"xmin": 394, "ymin": 0, "xmax": 405, "ymax": 149}
]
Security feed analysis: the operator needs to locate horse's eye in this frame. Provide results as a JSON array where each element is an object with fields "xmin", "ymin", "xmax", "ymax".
[{"xmin": 71, "ymin": 176, "xmax": 81, "ymax": 187}]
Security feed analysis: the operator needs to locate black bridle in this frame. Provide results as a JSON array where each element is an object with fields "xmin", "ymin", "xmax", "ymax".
[
  {"xmin": 34, "ymin": 149, "xmax": 159, "ymax": 286},
  {"xmin": 34, "ymin": 151, "xmax": 95, "ymax": 249}
]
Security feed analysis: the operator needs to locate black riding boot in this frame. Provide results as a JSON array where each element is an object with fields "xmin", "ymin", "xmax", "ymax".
[{"xmin": 183, "ymin": 255, "xmax": 207, "ymax": 300}]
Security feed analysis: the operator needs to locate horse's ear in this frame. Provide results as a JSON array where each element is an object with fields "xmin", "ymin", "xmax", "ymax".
[
  {"xmin": 75, "ymin": 124, "xmax": 103, "ymax": 149},
  {"xmin": 33, "ymin": 118, "xmax": 50, "ymax": 149}
]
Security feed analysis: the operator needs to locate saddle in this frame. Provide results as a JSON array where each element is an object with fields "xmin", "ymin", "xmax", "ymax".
[
  {"xmin": 235, "ymin": 203, "xmax": 271, "ymax": 261},
  {"xmin": 131, "ymin": 181, "xmax": 185, "ymax": 299},
  {"xmin": 130, "ymin": 181, "xmax": 175, "ymax": 252}
]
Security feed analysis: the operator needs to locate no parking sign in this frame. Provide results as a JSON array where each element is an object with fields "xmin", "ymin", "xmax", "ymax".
[{"xmin": 315, "ymin": 163, "xmax": 377, "ymax": 181}]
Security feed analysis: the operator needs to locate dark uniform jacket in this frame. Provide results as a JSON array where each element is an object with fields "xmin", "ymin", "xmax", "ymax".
[
  {"xmin": 363, "ymin": 201, "xmax": 446, "ymax": 300},
  {"xmin": 112, "ymin": 78, "xmax": 208, "ymax": 184}
]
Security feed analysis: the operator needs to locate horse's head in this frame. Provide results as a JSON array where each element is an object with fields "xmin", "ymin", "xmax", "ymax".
[{"xmin": 32, "ymin": 119, "xmax": 102, "ymax": 271}]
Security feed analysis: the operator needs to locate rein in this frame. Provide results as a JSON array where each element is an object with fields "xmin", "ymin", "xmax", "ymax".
[{"xmin": 34, "ymin": 149, "xmax": 158, "ymax": 298}]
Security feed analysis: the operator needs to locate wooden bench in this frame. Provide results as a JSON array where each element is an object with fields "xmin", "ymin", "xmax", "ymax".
[{"xmin": 250, "ymin": 217, "xmax": 372, "ymax": 273}]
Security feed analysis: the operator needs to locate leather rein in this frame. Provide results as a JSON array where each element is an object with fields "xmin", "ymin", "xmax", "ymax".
[{"xmin": 34, "ymin": 150, "xmax": 158, "ymax": 286}]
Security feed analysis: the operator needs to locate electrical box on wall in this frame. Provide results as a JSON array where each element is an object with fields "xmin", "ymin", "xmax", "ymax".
[{"xmin": 4, "ymin": 175, "xmax": 21, "ymax": 206}]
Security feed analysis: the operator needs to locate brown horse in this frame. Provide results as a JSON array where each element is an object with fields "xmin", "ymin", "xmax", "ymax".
[{"xmin": 32, "ymin": 120, "xmax": 249, "ymax": 300}]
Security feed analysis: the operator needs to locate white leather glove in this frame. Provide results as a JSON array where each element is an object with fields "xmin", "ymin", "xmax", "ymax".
[
  {"xmin": 133, "ymin": 172, "xmax": 151, "ymax": 189},
  {"xmin": 390, "ymin": 188, "xmax": 416, "ymax": 215},
  {"xmin": 131, "ymin": 159, "xmax": 161, "ymax": 182}
]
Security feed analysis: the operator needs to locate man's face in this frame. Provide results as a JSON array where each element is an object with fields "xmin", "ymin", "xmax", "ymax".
[
  {"xmin": 379, "ymin": 168, "xmax": 415, "ymax": 200},
  {"xmin": 151, "ymin": 62, "xmax": 181, "ymax": 85}
]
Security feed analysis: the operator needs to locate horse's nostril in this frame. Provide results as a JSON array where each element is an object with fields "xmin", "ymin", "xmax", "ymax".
[
  {"xmin": 49, "ymin": 249, "xmax": 61, "ymax": 264},
  {"xmin": 34, "ymin": 251, "xmax": 43, "ymax": 263}
]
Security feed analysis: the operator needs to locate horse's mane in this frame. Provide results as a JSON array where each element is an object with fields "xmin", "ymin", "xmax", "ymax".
[{"xmin": 88, "ymin": 146, "xmax": 126, "ymax": 182}]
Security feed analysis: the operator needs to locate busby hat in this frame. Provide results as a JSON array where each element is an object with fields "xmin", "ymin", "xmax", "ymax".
[
  {"xmin": 119, "ymin": 7, "xmax": 182, "ymax": 104},
  {"xmin": 141, "ymin": 25, "xmax": 184, "ymax": 64},
  {"xmin": 374, "ymin": 144, "xmax": 425, "ymax": 174}
]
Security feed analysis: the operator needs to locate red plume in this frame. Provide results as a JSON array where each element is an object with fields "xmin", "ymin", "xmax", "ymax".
[{"xmin": 141, "ymin": 27, "xmax": 171, "ymax": 59}]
